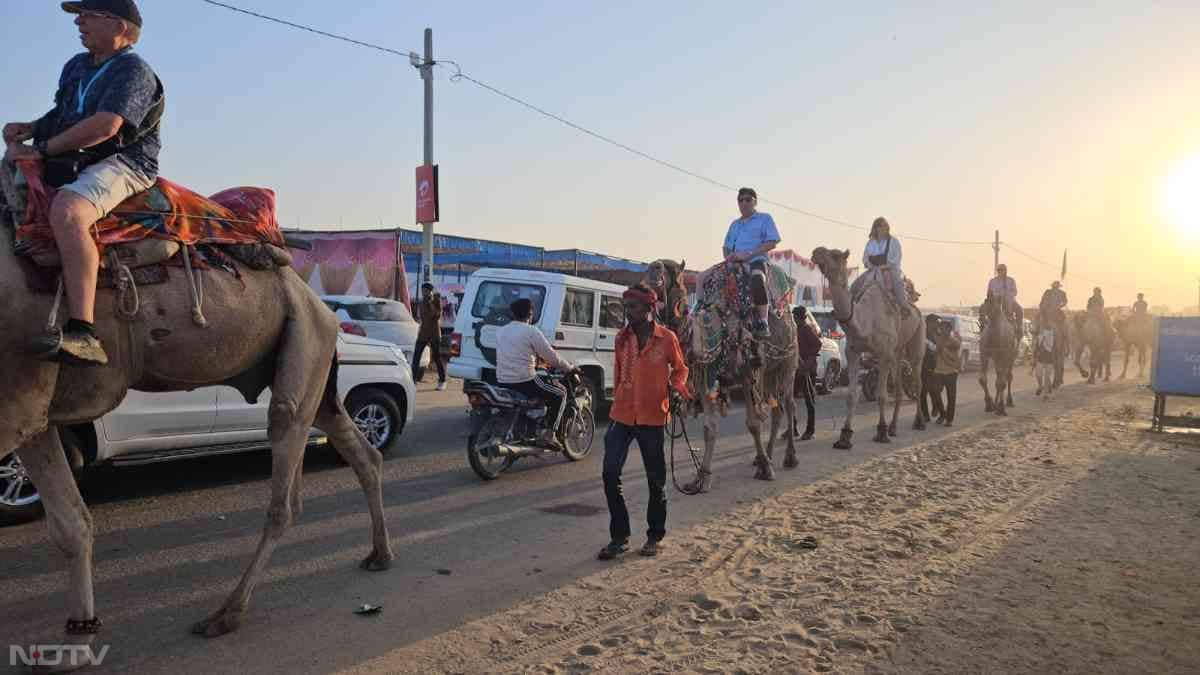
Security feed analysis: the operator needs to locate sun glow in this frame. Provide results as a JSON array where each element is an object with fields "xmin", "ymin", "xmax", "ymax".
[{"xmin": 1162, "ymin": 155, "xmax": 1200, "ymax": 242}]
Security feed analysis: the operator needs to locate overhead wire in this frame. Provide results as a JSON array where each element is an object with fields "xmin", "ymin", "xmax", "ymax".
[{"xmin": 200, "ymin": 1, "xmax": 991, "ymax": 246}]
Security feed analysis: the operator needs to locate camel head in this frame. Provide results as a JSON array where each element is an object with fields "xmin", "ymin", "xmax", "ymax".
[
  {"xmin": 810, "ymin": 247, "xmax": 851, "ymax": 286},
  {"xmin": 644, "ymin": 259, "xmax": 683, "ymax": 298}
]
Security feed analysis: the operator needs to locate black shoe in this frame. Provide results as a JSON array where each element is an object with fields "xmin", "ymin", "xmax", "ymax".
[
  {"xmin": 800, "ymin": 429, "xmax": 814, "ymax": 441},
  {"xmin": 31, "ymin": 330, "xmax": 109, "ymax": 367},
  {"xmin": 597, "ymin": 540, "xmax": 629, "ymax": 560},
  {"xmin": 639, "ymin": 539, "xmax": 661, "ymax": 557}
]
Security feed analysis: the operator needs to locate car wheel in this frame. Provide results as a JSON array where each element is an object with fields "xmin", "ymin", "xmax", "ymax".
[
  {"xmin": 345, "ymin": 388, "xmax": 403, "ymax": 455},
  {"xmin": 0, "ymin": 429, "xmax": 86, "ymax": 527}
]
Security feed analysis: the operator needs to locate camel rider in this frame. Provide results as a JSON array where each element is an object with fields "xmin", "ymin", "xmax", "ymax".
[
  {"xmin": 857, "ymin": 216, "xmax": 909, "ymax": 318},
  {"xmin": 3, "ymin": 0, "xmax": 161, "ymax": 366},
  {"xmin": 723, "ymin": 187, "xmax": 780, "ymax": 337},
  {"xmin": 1039, "ymin": 280, "xmax": 1068, "ymax": 323},
  {"xmin": 1087, "ymin": 287, "xmax": 1105, "ymax": 315},
  {"xmin": 1133, "ymin": 293, "xmax": 1148, "ymax": 316},
  {"xmin": 496, "ymin": 298, "xmax": 574, "ymax": 449},
  {"xmin": 986, "ymin": 263, "xmax": 1022, "ymax": 331}
]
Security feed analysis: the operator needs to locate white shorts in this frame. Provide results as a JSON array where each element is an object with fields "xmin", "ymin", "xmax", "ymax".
[{"xmin": 58, "ymin": 155, "xmax": 155, "ymax": 220}]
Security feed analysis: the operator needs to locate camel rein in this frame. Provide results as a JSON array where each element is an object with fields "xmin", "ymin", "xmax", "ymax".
[{"xmin": 667, "ymin": 396, "xmax": 703, "ymax": 496}]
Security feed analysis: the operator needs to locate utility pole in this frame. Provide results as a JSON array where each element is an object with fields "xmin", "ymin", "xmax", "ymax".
[
  {"xmin": 417, "ymin": 28, "xmax": 435, "ymax": 285},
  {"xmin": 993, "ymin": 229, "xmax": 1000, "ymax": 272}
]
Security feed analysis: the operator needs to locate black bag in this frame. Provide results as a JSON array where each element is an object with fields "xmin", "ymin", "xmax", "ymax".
[{"xmin": 867, "ymin": 237, "xmax": 891, "ymax": 267}]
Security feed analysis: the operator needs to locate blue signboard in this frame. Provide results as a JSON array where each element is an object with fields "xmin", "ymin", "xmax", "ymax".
[{"xmin": 1151, "ymin": 317, "xmax": 1200, "ymax": 397}]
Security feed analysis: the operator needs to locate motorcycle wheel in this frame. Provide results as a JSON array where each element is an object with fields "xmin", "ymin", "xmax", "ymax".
[
  {"xmin": 561, "ymin": 406, "xmax": 596, "ymax": 461},
  {"xmin": 467, "ymin": 413, "xmax": 515, "ymax": 481}
]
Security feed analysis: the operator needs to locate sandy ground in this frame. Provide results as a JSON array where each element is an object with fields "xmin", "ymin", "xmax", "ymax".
[{"xmin": 340, "ymin": 385, "xmax": 1200, "ymax": 674}]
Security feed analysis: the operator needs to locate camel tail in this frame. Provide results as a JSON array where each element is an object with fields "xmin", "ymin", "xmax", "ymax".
[{"xmin": 322, "ymin": 355, "xmax": 341, "ymax": 416}]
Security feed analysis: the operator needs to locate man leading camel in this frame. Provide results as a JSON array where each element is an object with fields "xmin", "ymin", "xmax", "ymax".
[
  {"xmin": 722, "ymin": 187, "xmax": 780, "ymax": 337},
  {"xmin": 3, "ymin": 0, "xmax": 161, "ymax": 366}
]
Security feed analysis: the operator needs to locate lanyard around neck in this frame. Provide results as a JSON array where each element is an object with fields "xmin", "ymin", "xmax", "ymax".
[{"xmin": 76, "ymin": 51, "xmax": 131, "ymax": 116}]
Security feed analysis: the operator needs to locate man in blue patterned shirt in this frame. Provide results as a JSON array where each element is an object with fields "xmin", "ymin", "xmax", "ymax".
[{"xmin": 4, "ymin": 0, "xmax": 162, "ymax": 366}]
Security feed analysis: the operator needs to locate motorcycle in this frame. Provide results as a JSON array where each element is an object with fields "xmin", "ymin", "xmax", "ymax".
[
  {"xmin": 464, "ymin": 370, "xmax": 596, "ymax": 480},
  {"xmin": 858, "ymin": 353, "xmax": 918, "ymax": 402}
]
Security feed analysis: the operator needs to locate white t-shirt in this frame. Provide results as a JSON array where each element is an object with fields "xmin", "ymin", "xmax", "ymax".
[{"xmin": 496, "ymin": 321, "xmax": 572, "ymax": 384}]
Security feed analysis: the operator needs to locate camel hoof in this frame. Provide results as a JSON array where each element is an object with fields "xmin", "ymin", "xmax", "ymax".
[
  {"xmin": 887, "ymin": 425, "xmax": 898, "ymax": 437},
  {"xmin": 783, "ymin": 452, "xmax": 798, "ymax": 469},
  {"xmin": 913, "ymin": 419, "xmax": 926, "ymax": 431},
  {"xmin": 996, "ymin": 408, "xmax": 1008, "ymax": 417},
  {"xmin": 873, "ymin": 426, "xmax": 890, "ymax": 443},
  {"xmin": 192, "ymin": 610, "xmax": 242, "ymax": 638},
  {"xmin": 833, "ymin": 429, "xmax": 853, "ymax": 450},
  {"xmin": 359, "ymin": 549, "xmax": 394, "ymax": 572},
  {"xmin": 984, "ymin": 401, "xmax": 994, "ymax": 412},
  {"xmin": 755, "ymin": 462, "xmax": 776, "ymax": 481}
]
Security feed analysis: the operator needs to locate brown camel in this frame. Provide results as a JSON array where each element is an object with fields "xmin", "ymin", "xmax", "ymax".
[
  {"xmin": 978, "ymin": 295, "xmax": 1017, "ymax": 416},
  {"xmin": 1116, "ymin": 314, "xmax": 1153, "ymax": 379},
  {"xmin": 811, "ymin": 248, "xmax": 926, "ymax": 449},
  {"xmin": 0, "ymin": 162, "xmax": 393, "ymax": 668},
  {"xmin": 647, "ymin": 261, "xmax": 798, "ymax": 491},
  {"xmin": 1080, "ymin": 311, "xmax": 1115, "ymax": 383}
]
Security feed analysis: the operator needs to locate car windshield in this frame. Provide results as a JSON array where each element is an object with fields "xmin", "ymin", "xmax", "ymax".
[
  {"xmin": 471, "ymin": 282, "xmax": 547, "ymax": 322},
  {"xmin": 324, "ymin": 300, "xmax": 414, "ymax": 323}
]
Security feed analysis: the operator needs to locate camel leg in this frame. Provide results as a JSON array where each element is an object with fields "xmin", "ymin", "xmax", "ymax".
[
  {"xmin": 747, "ymin": 378, "xmax": 774, "ymax": 481},
  {"xmin": 995, "ymin": 360, "xmax": 1009, "ymax": 416},
  {"xmin": 835, "ymin": 347, "xmax": 860, "ymax": 449},
  {"xmin": 782, "ymin": 389, "xmax": 798, "ymax": 469},
  {"xmin": 688, "ymin": 399, "xmax": 718, "ymax": 492},
  {"xmin": 872, "ymin": 357, "xmax": 890, "ymax": 444},
  {"xmin": 193, "ymin": 304, "xmax": 334, "ymax": 638},
  {"xmin": 1120, "ymin": 346, "xmax": 1130, "ymax": 379},
  {"xmin": 888, "ymin": 360, "xmax": 901, "ymax": 436},
  {"xmin": 314, "ymin": 397, "xmax": 394, "ymax": 572},
  {"xmin": 17, "ymin": 429, "xmax": 100, "ymax": 673},
  {"xmin": 979, "ymin": 355, "xmax": 994, "ymax": 412}
]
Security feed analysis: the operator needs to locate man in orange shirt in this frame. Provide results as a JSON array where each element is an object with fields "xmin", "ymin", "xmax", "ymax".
[{"xmin": 598, "ymin": 283, "xmax": 691, "ymax": 560}]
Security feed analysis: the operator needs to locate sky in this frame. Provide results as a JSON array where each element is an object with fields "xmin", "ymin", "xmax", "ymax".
[{"xmin": 3, "ymin": 1, "xmax": 1199, "ymax": 310}]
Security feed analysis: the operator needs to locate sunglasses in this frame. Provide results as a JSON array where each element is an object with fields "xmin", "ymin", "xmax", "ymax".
[{"xmin": 78, "ymin": 10, "xmax": 120, "ymax": 21}]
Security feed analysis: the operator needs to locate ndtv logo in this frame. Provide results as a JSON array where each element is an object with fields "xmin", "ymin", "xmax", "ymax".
[{"xmin": 10, "ymin": 644, "xmax": 110, "ymax": 667}]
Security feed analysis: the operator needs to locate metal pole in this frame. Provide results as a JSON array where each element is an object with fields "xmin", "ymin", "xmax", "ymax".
[
  {"xmin": 421, "ymin": 28, "xmax": 435, "ymax": 285},
  {"xmin": 993, "ymin": 229, "xmax": 1000, "ymax": 272}
]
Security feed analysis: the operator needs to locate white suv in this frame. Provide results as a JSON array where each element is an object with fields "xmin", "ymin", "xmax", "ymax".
[{"xmin": 0, "ymin": 334, "xmax": 415, "ymax": 526}]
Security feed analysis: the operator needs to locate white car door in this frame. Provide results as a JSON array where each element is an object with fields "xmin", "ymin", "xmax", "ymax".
[
  {"xmin": 214, "ymin": 386, "xmax": 270, "ymax": 433},
  {"xmin": 555, "ymin": 288, "xmax": 597, "ymax": 363},
  {"xmin": 101, "ymin": 388, "xmax": 217, "ymax": 442}
]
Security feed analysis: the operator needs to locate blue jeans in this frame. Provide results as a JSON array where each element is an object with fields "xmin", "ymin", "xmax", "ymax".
[{"xmin": 602, "ymin": 422, "xmax": 667, "ymax": 543}]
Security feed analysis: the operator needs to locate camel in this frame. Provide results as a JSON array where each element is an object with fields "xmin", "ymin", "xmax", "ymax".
[
  {"xmin": 978, "ymin": 295, "xmax": 1017, "ymax": 415},
  {"xmin": 811, "ymin": 248, "xmax": 925, "ymax": 449},
  {"xmin": 647, "ymin": 261, "xmax": 798, "ymax": 490},
  {"xmin": 1080, "ymin": 311, "xmax": 1115, "ymax": 384},
  {"xmin": 1115, "ymin": 313, "xmax": 1153, "ymax": 379},
  {"xmin": 0, "ymin": 161, "xmax": 393, "ymax": 667}
]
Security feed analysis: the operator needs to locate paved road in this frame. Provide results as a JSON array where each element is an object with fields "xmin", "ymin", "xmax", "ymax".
[{"xmin": 0, "ymin": 360, "xmax": 1136, "ymax": 674}]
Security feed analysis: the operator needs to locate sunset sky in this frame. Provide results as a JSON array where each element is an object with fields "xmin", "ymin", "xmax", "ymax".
[{"xmin": 3, "ymin": 1, "xmax": 1198, "ymax": 310}]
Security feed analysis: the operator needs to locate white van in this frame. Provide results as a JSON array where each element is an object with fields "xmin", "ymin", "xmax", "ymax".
[{"xmin": 448, "ymin": 268, "xmax": 629, "ymax": 404}]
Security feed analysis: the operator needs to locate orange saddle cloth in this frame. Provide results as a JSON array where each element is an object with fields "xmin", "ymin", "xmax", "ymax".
[{"xmin": 12, "ymin": 160, "xmax": 285, "ymax": 258}]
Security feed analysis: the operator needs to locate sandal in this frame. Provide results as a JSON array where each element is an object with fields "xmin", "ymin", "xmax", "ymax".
[
  {"xmin": 597, "ymin": 541, "xmax": 629, "ymax": 560},
  {"xmin": 639, "ymin": 540, "xmax": 661, "ymax": 557}
]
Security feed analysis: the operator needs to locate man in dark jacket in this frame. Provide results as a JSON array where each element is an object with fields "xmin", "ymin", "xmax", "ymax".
[
  {"xmin": 919, "ymin": 315, "xmax": 944, "ymax": 423},
  {"xmin": 789, "ymin": 306, "xmax": 823, "ymax": 440},
  {"xmin": 413, "ymin": 283, "xmax": 446, "ymax": 390}
]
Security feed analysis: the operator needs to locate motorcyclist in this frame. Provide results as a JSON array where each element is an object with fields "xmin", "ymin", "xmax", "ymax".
[{"xmin": 495, "ymin": 297, "xmax": 574, "ymax": 448}]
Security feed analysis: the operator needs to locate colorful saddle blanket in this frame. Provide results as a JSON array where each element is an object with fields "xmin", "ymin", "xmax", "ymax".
[{"xmin": 11, "ymin": 160, "xmax": 285, "ymax": 260}]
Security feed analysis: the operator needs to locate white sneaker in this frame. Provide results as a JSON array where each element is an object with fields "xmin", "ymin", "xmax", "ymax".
[{"xmin": 436, "ymin": 382, "xmax": 447, "ymax": 391}]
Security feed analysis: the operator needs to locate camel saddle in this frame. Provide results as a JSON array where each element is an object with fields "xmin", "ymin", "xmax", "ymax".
[{"xmin": 4, "ymin": 160, "xmax": 292, "ymax": 295}]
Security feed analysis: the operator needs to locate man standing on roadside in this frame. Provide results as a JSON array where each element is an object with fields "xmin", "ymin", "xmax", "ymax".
[
  {"xmin": 413, "ymin": 283, "xmax": 447, "ymax": 390},
  {"xmin": 598, "ymin": 283, "xmax": 691, "ymax": 561},
  {"xmin": 933, "ymin": 318, "xmax": 962, "ymax": 427}
]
